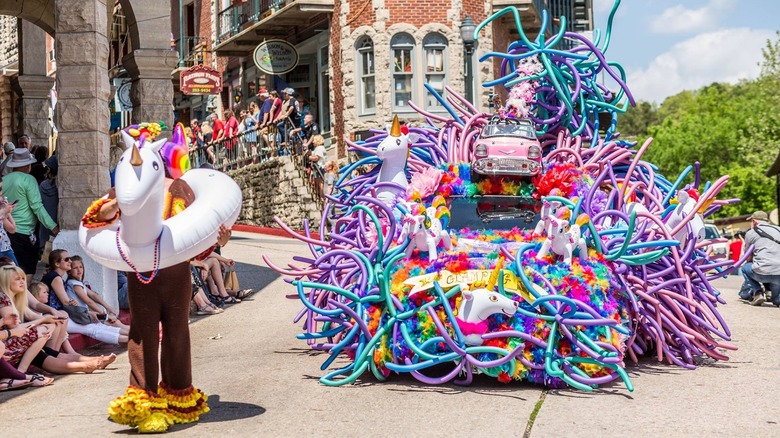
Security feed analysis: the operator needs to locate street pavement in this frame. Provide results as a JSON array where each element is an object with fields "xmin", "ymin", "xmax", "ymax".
[{"xmin": 1, "ymin": 231, "xmax": 778, "ymax": 437}]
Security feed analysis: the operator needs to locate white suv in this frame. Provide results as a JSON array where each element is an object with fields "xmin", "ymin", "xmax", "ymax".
[{"xmin": 704, "ymin": 224, "xmax": 729, "ymax": 260}]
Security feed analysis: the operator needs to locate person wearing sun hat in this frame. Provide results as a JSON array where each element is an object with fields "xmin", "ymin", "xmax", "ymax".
[
  {"xmin": 0, "ymin": 142, "xmax": 16, "ymax": 177},
  {"xmin": 1, "ymin": 148, "xmax": 59, "ymax": 282},
  {"xmin": 738, "ymin": 210, "xmax": 780, "ymax": 307}
]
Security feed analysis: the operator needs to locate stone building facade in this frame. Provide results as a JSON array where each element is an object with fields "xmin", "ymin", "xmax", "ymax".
[
  {"xmin": 334, "ymin": 0, "xmax": 494, "ymax": 149},
  {"xmin": 211, "ymin": 0, "xmax": 592, "ymax": 160}
]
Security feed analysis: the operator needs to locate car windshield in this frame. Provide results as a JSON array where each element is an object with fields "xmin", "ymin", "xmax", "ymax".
[
  {"xmin": 704, "ymin": 226, "xmax": 720, "ymax": 240},
  {"xmin": 448, "ymin": 196, "xmax": 542, "ymax": 231},
  {"xmin": 482, "ymin": 122, "xmax": 536, "ymax": 139}
]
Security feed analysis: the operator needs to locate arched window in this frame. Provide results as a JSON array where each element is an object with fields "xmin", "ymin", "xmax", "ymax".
[
  {"xmin": 356, "ymin": 36, "xmax": 376, "ymax": 114},
  {"xmin": 423, "ymin": 33, "xmax": 448, "ymax": 110},
  {"xmin": 391, "ymin": 33, "xmax": 415, "ymax": 110}
]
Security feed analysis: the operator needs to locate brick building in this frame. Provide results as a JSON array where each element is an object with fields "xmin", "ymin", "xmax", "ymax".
[{"xmin": 173, "ymin": 0, "xmax": 593, "ymax": 158}]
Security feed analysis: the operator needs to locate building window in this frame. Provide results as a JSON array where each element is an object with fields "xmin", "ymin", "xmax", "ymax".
[
  {"xmin": 391, "ymin": 33, "xmax": 415, "ymax": 110},
  {"xmin": 423, "ymin": 33, "xmax": 448, "ymax": 110},
  {"xmin": 357, "ymin": 36, "xmax": 376, "ymax": 114}
]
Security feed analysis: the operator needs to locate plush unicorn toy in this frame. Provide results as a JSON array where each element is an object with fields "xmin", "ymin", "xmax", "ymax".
[
  {"xmin": 397, "ymin": 197, "xmax": 452, "ymax": 261},
  {"xmin": 456, "ymin": 259, "xmax": 519, "ymax": 346},
  {"xmin": 375, "ymin": 115, "xmax": 419, "ymax": 205},
  {"xmin": 536, "ymin": 212, "xmax": 589, "ymax": 264}
]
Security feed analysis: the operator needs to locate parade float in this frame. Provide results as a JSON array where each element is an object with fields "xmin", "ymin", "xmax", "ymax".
[{"xmin": 265, "ymin": 1, "xmax": 741, "ymax": 391}]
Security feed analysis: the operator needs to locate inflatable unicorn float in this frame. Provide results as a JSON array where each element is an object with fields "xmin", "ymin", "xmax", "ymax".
[{"xmin": 79, "ymin": 123, "xmax": 241, "ymax": 433}]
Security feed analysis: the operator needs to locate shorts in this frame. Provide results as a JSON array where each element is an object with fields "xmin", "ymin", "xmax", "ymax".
[{"xmin": 9, "ymin": 232, "xmax": 39, "ymax": 274}]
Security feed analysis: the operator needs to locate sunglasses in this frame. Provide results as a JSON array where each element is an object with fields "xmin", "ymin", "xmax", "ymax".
[{"xmin": 60, "ymin": 257, "xmax": 71, "ymax": 262}]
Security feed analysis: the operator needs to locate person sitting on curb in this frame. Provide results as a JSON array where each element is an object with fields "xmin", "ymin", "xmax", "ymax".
[{"xmin": 738, "ymin": 210, "xmax": 780, "ymax": 306}]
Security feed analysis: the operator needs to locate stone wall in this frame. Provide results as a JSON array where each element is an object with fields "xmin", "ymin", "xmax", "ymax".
[{"xmin": 228, "ymin": 156, "xmax": 322, "ymax": 230}]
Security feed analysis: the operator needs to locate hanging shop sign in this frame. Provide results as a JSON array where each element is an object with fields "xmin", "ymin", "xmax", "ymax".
[
  {"xmin": 253, "ymin": 39, "xmax": 299, "ymax": 75},
  {"xmin": 180, "ymin": 65, "xmax": 222, "ymax": 95}
]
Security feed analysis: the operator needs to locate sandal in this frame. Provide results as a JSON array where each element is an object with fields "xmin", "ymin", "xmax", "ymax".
[
  {"xmin": 0, "ymin": 378, "xmax": 34, "ymax": 392},
  {"xmin": 222, "ymin": 296, "xmax": 240, "ymax": 304},
  {"xmin": 196, "ymin": 304, "xmax": 223, "ymax": 315},
  {"xmin": 235, "ymin": 289, "xmax": 254, "ymax": 300},
  {"xmin": 28, "ymin": 374, "xmax": 54, "ymax": 387}
]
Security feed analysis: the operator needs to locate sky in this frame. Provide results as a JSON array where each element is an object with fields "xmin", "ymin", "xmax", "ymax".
[{"xmin": 590, "ymin": 0, "xmax": 780, "ymax": 103}]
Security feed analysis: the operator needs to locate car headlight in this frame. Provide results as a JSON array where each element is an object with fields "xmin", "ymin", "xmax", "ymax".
[
  {"xmin": 528, "ymin": 145, "xmax": 541, "ymax": 159},
  {"xmin": 475, "ymin": 144, "xmax": 488, "ymax": 158}
]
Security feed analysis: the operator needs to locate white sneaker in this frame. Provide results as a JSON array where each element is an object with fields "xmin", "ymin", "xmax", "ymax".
[{"xmin": 750, "ymin": 293, "xmax": 766, "ymax": 306}]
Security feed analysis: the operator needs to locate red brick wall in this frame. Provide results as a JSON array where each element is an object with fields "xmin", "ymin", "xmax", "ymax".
[
  {"xmin": 331, "ymin": 1, "xmax": 345, "ymax": 158},
  {"xmin": 461, "ymin": 0, "xmax": 486, "ymax": 23},
  {"xmin": 385, "ymin": 0, "xmax": 448, "ymax": 28},
  {"xmin": 346, "ymin": 0, "xmax": 376, "ymax": 30}
]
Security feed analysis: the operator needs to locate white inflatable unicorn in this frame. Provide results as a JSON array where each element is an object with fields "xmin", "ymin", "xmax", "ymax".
[
  {"xmin": 398, "ymin": 199, "xmax": 453, "ymax": 262},
  {"xmin": 665, "ymin": 189, "xmax": 706, "ymax": 246},
  {"xmin": 455, "ymin": 259, "xmax": 519, "ymax": 346},
  {"xmin": 533, "ymin": 198, "xmax": 562, "ymax": 236},
  {"xmin": 375, "ymin": 115, "xmax": 419, "ymax": 205},
  {"xmin": 79, "ymin": 131, "xmax": 242, "ymax": 274},
  {"xmin": 536, "ymin": 212, "xmax": 589, "ymax": 265}
]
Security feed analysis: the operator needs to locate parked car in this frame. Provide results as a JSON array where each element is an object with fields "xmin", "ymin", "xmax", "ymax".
[
  {"xmin": 704, "ymin": 224, "xmax": 729, "ymax": 260},
  {"xmin": 472, "ymin": 117, "xmax": 542, "ymax": 176}
]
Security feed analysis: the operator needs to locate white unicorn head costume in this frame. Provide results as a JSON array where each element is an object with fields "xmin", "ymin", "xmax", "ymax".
[
  {"xmin": 79, "ymin": 130, "xmax": 242, "ymax": 275},
  {"xmin": 375, "ymin": 115, "xmax": 419, "ymax": 205}
]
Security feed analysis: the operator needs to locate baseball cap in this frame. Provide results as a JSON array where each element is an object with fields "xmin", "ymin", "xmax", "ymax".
[
  {"xmin": 283, "ymin": 87, "xmax": 295, "ymax": 95},
  {"xmin": 747, "ymin": 210, "xmax": 769, "ymax": 222},
  {"xmin": 257, "ymin": 87, "xmax": 269, "ymax": 97},
  {"xmin": 3, "ymin": 142, "xmax": 15, "ymax": 154}
]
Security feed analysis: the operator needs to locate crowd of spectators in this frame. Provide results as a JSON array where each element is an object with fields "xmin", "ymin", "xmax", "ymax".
[
  {"xmin": 0, "ymin": 134, "xmax": 254, "ymax": 393},
  {"xmin": 185, "ymin": 87, "xmax": 327, "ymax": 175}
]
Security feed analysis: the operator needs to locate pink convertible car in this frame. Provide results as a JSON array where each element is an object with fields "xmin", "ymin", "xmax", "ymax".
[{"xmin": 472, "ymin": 117, "xmax": 542, "ymax": 176}]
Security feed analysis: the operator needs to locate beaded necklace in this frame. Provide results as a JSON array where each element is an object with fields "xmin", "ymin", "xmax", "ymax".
[{"xmin": 116, "ymin": 227, "xmax": 162, "ymax": 284}]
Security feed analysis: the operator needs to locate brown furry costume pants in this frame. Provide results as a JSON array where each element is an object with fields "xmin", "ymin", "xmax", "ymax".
[{"xmin": 126, "ymin": 262, "xmax": 192, "ymax": 391}]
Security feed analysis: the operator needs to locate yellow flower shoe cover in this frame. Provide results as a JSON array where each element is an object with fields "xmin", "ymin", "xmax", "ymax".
[
  {"xmin": 108, "ymin": 386, "xmax": 173, "ymax": 433},
  {"xmin": 158, "ymin": 382, "xmax": 210, "ymax": 424}
]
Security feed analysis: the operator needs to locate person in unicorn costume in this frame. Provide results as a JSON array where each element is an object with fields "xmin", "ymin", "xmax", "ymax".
[{"xmin": 79, "ymin": 123, "xmax": 242, "ymax": 433}]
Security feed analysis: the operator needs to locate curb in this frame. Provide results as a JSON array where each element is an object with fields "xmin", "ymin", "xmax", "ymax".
[{"xmin": 232, "ymin": 223, "xmax": 320, "ymax": 240}]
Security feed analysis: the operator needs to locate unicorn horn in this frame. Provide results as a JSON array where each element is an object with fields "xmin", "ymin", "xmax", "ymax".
[
  {"xmin": 130, "ymin": 144, "xmax": 143, "ymax": 166},
  {"xmin": 390, "ymin": 115, "xmax": 401, "ymax": 137},
  {"xmin": 487, "ymin": 256, "xmax": 505, "ymax": 291}
]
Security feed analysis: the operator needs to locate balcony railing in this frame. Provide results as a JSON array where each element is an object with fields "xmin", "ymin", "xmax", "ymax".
[
  {"xmin": 176, "ymin": 36, "xmax": 210, "ymax": 67},
  {"xmin": 217, "ymin": 0, "xmax": 282, "ymax": 44}
]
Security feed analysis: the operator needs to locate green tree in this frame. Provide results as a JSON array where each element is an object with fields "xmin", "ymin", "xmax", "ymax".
[
  {"xmin": 632, "ymin": 33, "xmax": 780, "ymax": 217},
  {"xmin": 616, "ymin": 100, "xmax": 658, "ymax": 139}
]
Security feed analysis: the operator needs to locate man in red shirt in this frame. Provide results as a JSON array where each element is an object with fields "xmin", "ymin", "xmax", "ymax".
[
  {"xmin": 223, "ymin": 110, "xmax": 239, "ymax": 164},
  {"xmin": 729, "ymin": 231, "xmax": 744, "ymax": 265},
  {"xmin": 210, "ymin": 113, "xmax": 224, "ymax": 144}
]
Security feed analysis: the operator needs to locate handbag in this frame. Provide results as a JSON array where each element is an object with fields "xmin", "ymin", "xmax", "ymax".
[
  {"xmin": 224, "ymin": 269, "xmax": 240, "ymax": 291},
  {"xmin": 62, "ymin": 305, "xmax": 92, "ymax": 325}
]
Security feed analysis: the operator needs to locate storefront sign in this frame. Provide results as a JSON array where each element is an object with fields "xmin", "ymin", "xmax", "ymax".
[
  {"xmin": 180, "ymin": 65, "xmax": 222, "ymax": 95},
  {"xmin": 253, "ymin": 40, "xmax": 299, "ymax": 75}
]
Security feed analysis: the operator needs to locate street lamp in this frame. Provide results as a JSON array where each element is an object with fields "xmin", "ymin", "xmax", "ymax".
[{"xmin": 460, "ymin": 15, "xmax": 476, "ymax": 104}]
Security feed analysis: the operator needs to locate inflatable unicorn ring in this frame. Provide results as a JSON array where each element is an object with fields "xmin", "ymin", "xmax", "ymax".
[{"xmin": 79, "ymin": 130, "xmax": 242, "ymax": 273}]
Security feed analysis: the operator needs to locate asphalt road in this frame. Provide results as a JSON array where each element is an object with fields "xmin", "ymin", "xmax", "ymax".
[{"xmin": 1, "ymin": 232, "xmax": 778, "ymax": 437}]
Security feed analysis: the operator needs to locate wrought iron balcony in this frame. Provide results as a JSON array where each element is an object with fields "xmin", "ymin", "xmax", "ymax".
[
  {"xmin": 176, "ymin": 36, "xmax": 210, "ymax": 67},
  {"xmin": 217, "ymin": 0, "xmax": 279, "ymax": 45},
  {"xmin": 214, "ymin": 0, "xmax": 334, "ymax": 55}
]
